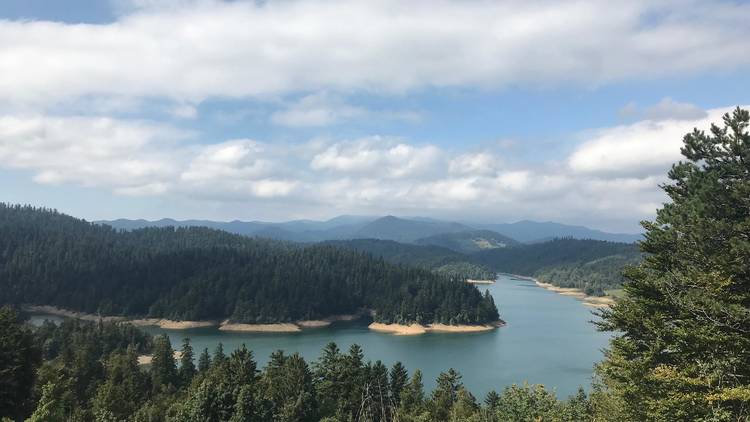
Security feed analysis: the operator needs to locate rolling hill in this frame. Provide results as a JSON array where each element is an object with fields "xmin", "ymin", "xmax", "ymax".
[{"xmin": 415, "ymin": 229, "xmax": 521, "ymax": 253}]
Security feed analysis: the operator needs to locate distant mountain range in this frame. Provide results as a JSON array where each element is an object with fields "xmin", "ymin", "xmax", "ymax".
[{"xmin": 97, "ymin": 215, "xmax": 642, "ymax": 245}]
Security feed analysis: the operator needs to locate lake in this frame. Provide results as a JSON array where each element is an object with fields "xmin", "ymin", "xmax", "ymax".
[{"xmin": 30, "ymin": 274, "xmax": 611, "ymax": 399}]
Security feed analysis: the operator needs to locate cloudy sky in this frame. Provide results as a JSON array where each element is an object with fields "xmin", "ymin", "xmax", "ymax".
[{"xmin": 1, "ymin": 0, "xmax": 748, "ymax": 232}]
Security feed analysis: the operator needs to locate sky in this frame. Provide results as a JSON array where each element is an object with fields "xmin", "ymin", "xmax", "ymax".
[{"xmin": 0, "ymin": 0, "xmax": 748, "ymax": 233}]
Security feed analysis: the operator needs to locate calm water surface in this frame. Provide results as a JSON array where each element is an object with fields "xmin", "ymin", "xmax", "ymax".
[{"xmin": 31, "ymin": 275, "xmax": 610, "ymax": 398}]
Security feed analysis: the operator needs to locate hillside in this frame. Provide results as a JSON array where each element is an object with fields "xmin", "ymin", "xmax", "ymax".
[
  {"xmin": 473, "ymin": 238, "xmax": 641, "ymax": 295},
  {"xmin": 415, "ymin": 229, "xmax": 521, "ymax": 253},
  {"xmin": 352, "ymin": 216, "xmax": 472, "ymax": 243},
  {"xmin": 0, "ymin": 204, "xmax": 498, "ymax": 325},
  {"xmin": 476, "ymin": 221, "xmax": 642, "ymax": 243},
  {"xmin": 326, "ymin": 239, "xmax": 496, "ymax": 280}
]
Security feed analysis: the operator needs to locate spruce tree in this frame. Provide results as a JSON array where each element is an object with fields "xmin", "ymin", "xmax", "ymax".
[
  {"xmin": 0, "ymin": 306, "xmax": 40, "ymax": 420},
  {"xmin": 178, "ymin": 338, "xmax": 196, "ymax": 386},
  {"xmin": 389, "ymin": 361, "xmax": 408, "ymax": 408},
  {"xmin": 150, "ymin": 334, "xmax": 177, "ymax": 391},
  {"xmin": 596, "ymin": 108, "xmax": 750, "ymax": 421},
  {"xmin": 198, "ymin": 348, "xmax": 211, "ymax": 372}
]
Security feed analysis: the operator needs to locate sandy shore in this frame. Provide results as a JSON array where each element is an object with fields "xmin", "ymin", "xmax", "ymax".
[
  {"xmin": 219, "ymin": 321, "xmax": 302, "ymax": 333},
  {"xmin": 534, "ymin": 281, "xmax": 615, "ymax": 308},
  {"xmin": 23, "ymin": 305, "xmax": 368, "ymax": 332},
  {"xmin": 466, "ymin": 279, "xmax": 496, "ymax": 285},
  {"xmin": 369, "ymin": 321, "xmax": 504, "ymax": 336},
  {"xmin": 296, "ymin": 313, "xmax": 361, "ymax": 328},
  {"xmin": 130, "ymin": 318, "xmax": 219, "ymax": 330}
]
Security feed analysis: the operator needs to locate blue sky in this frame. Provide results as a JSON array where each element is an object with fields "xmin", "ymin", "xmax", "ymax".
[{"xmin": 0, "ymin": 0, "xmax": 748, "ymax": 232}]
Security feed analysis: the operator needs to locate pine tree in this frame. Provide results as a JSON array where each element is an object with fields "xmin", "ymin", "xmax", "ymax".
[
  {"xmin": 399, "ymin": 369, "xmax": 425, "ymax": 414},
  {"xmin": 25, "ymin": 382, "xmax": 66, "ymax": 422},
  {"xmin": 596, "ymin": 107, "xmax": 750, "ymax": 421},
  {"xmin": 389, "ymin": 361, "xmax": 408, "ymax": 408},
  {"xmin": 0, "ymin": 306, "xmax": 40, "ymax": 419},
  {"xmin": 150, "ymin": 334, "xmax": 177, "ymax": 391},
  {"xmin": 198, "ymin": 348, "xmax": 211, "ymax": 372},
  {"xmin": 213, "ymin": 343, "xmax": 227, "ymax": 366},
  {"xmin": 178, "ymin": 338, "xmax": 196, "ymax": 386}
]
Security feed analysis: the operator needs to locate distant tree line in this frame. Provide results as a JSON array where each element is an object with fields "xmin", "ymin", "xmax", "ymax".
[
  {"xmin": 0, "ymin": 308, "xmax": 592, "ymax": 421},
  {"xmin": 325, "ymin": 239, "xmax": 496, "ymax": 281},
  {"xmin": 0, "ymin": 204, "xmax": 498, "ymax": 325},
  {"xmin": 473, "ymin": 238, "xmax": 642, "ymax": 295}
]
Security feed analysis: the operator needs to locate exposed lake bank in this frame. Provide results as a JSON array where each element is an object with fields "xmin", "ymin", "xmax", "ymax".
[
  {"xmin": 498, "ymin": 273, "xmax": 617, "ymax": 308},
  {"xmin": 28, "ymin": 275, "xmax": 610, "ymax": 398},
  {"xmin": 22, "ymin": 305, "xmax": 504, "ymax": 334},
  {"xmin": 369, "ymin": 321, "xmax": 505, "ymax": 335}
]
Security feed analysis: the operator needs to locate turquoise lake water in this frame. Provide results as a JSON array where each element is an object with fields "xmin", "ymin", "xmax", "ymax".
[{"xmin": 30, "ymin": 274, "xmax": 611, "ymax": 399}]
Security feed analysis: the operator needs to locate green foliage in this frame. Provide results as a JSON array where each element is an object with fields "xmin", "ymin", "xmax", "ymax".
[
  {"xmin": 474, "ymin": 238, "xmax": 641, "ymax": 294},
  {"xmin": 7, "ymin": 305, "xmax": 593, "ymax": 422},
  {"xmin": 151, "ymin": 335, "xmax": 177, "ymax": 392},
  {"xmin": 596, "ymin": 108, "xmax": 750, "ymax": 421},
  {"xmin": 0, "ymin": 306, "xmax": 40, "ymax": 420},
  {"xmin": 414, "ymin": 229, "xmax": 521, "ymax": 253},
  {"xmin": 326, "ymin": 238, "xmax": 497, "ymax": 281},
  {"xmin": 0, "ymin": 205, "xmax": 499, "ymax": 325},
  {"xmin": 178, "ymin": 338, "xmax": 196, "ymax": 387}
]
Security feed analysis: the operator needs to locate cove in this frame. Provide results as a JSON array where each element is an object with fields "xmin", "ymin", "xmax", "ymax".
[{"xmin": 29, "ymin": 274, "xmax": 610, "ymax": 398}]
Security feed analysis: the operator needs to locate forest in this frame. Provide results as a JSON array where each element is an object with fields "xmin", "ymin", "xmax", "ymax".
[
  {"xmin": 324, "ymin": 239, "xmax": 496, "ymax": 280},
  {"xmin": 0, "ymin": 204, "xmax": 498, "ymax": 326},
  {"xmin": 472, "ymin": 238, "xmax": 641, "ymax": 295},
  {"xmin": 0, "ymin": 308, "xmax": 592, "ymax": 422}
]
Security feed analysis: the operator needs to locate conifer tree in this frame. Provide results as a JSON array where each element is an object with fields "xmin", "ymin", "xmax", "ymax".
[
  {"xmin": 0, "ymin": 306, "xmax": 40, "ymax": 420},
  {"xmin": 178, "ymin": 338, "xmax": 196, "ymax": 386},
  {"xmin": 389, "ymin": 361, "xmax": 408, "ymax": 408},
  {"xmin": 596, "ymin": 107, "xmax": 750, "ymax": 421},
  {"xmin": 197, "ymin": 348, "xmax": 211, "ymax": 372},
  {"xmin": 150, "ymin": 334, "xmax": 177, "ymax": 392}
]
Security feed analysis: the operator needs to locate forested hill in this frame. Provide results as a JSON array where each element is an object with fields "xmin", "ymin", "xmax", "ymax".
[
  {"xmin": 324, "ymin": 239, "xmax": 496, "ymax": 280},
  {"xmin": 473, "ymin": 238, "xmax": 641, "ymax": 295},
  {"xmin": 0, "ymin": 204, "xmax": 499, "ymax": 325}
]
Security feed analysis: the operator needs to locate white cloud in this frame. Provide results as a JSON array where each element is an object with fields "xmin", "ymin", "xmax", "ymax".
[
  {"xmin": 310, "ymin": 137, "xmax": 443, "ymax": 178},
  {"xmin": 1, "ymin": 0, "xmax": 748, "ymax": 106},
  {"xmin": 169, "ymin": 104, "xmax": 198, "ymax": 119},
  {"xmin": 0, "ymin": 115, "xmax": 186, "ymax": 192},
  {"xmin": 0, "ymin": 105, "xmax": 742, "ymax": 231},
  {"xmin": 449, "ymin": 152, "xmax": 501, "ymax": 177},
  {"xmin": 569, "ymin": 106, "xmax": 740, "ymax": 177}
]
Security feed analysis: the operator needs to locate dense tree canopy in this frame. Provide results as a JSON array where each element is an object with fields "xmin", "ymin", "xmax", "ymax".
[
  {"xmin": 596, "ymin": 108, "xmax": 750, "ymax": 420},
  {"xmin": 1, "ymin": 314, "xmax": 593, "ymax": 422},
  {"xmin": 0, "ymin": 205, "xmax": 498, "ymax": 325},
  {"xmin": 474, "ymin": 238, "xmax": 641, "ymax": 295}
]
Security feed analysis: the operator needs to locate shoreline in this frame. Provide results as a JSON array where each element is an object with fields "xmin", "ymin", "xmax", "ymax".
[
  {"xmin": 498, "ymin": 273, "xmax": 617, "ymax": 308},
  {"xmin": 466, "ymin": 279, "xmax": 496, "ymax": 285},
  {"xmin": 533, "ymin": 281, "xmax": 615, "ymax": 308},
  {"xmin": 23, "ymin": 305, "xmax": 368, "ymax": 333},
  {"xmin": 369, "ymin": 320, "xmax": 505, "ymax": 336}
]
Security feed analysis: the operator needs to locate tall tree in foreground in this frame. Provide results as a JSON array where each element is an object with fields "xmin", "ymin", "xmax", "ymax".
[
  {"xmin": 596, "ymin": 108, "xmax": 750, "ymax": 421},
  {"xmin": 0, "ymin": 306, "xmax": 40, "ymax": 420}
]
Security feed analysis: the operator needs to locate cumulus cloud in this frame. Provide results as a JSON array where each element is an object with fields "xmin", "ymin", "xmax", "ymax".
[
  {"xmin": 1, "ymin": 0, "xmax": 748, "ymax": 106},
  {"xmin": 310, "ymin": 137, "xmax": 443, "ymax": 178},
  {"xmin": 0, "ymin": 105, "xmax": 742, "ymax": 231},
  {"xmin": 569, "ymin": 106, "xmax": 740, "ymax": 177},
  {"xmin": 0, "ymin": 115, "xmax": 186, "ymax": 192}
]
